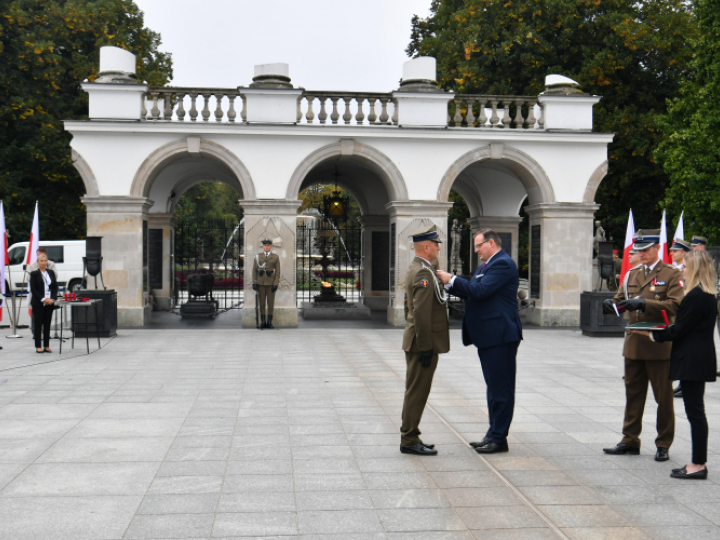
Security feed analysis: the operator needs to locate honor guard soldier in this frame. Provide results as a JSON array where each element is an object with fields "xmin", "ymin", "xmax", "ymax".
[
  {"xmin": 252, "ymin": 239, "xmax": 281, "ymax": 329},
  {"xmin": 400, "ymin": 224, "xmax": 450, "ymax": 456},
  {"xmin": 603, "ymin": 229, "xmax": 684, "ymax": 461},
  {"xmin": 670, "ymin": 238, "xmax": 691, "ymax": 270},
  {"xmin": 692, "ymin": 235, "xmax": 708, "ymax": 251}
]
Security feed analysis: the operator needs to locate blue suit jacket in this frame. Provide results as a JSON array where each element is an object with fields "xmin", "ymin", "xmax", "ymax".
[{"xmin": 449, "ymin": 249, "xmax": 523, "ymax": 349}]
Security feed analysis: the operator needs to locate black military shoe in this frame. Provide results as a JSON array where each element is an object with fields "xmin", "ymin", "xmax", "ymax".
[
  {"xmin": 674, "ymin": 384, "xmax": 683, "ymax": 398},
  {"xmin": 603, "ymin": 443, "xmax": 640, "ymax": 455},
  {"xmin": 475, "ymin": 442, "xmax": 509, "ymax": 454},
  {"xmin": 421, "ymin": 443, "xmax": 435, "ymax": 449},
  {"xmin": 266, "ymin": 315, "xmax": 274, "ymax": 329},
  {"xmin": 655, "ymin": 448, "xmax": 670, "ymax": 461},
  {"xmin": 260, "ymin": 315, "xmax": 266, "ymax": 329},
  {"xmin": 469, "ymin": 437, "xmax": 492, "ymax": 448},
  {"xmin": 400, "ymin": 443, "xmax": 438, "ymax": 456}
]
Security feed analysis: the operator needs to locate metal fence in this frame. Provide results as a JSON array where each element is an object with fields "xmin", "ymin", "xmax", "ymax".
[
  {"xmin": 447, "ymin": 221, "xmax": 472, "ymax": 317},
  {"xmin": 296, "ymin": 222, "xmax": 362, "ymax": 305},
  {"xmin": 174, "ymin": 218, "xmax": 244, "ymax": 311}
]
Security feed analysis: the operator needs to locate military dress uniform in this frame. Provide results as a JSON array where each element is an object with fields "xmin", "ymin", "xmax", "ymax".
[
  {"xmin": 252, "ymin": 240, "xmax": 281, "ymax": 329},
  {"xmin": 606, "ymin": 230, "xmax": 683, "ymax": 457},
  {"xmin": 400, "ymin": 226, "xmax": 450, "ymax": 455}
]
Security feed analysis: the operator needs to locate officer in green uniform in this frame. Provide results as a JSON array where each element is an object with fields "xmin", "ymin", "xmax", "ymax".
[
  {"xmin": 602, "ymin": 229, "xmax": 684, "ymax": 461},
  {"xmin": 400, "ymin": 224, "xmax": 450, "ymax": 456},
  {"xmin": 252, "ymin": 239, "xmax": 281, "ymax": 329}
]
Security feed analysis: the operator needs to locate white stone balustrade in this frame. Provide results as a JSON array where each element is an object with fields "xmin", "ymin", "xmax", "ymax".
[
  {"xmin": 297, "ymin": 92, "xmax": 398, "ymax": 125},
  {"xmin": 448, "ymin": 96, "xmax": 542, "ymax": 129},
  {"xmin": 142, "ymin": 88, "xmax": 245, "ymax": 122}
]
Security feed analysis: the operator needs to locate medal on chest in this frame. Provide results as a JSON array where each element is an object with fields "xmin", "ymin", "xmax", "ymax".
[{"xmin": 650, "ymin": 278, "xmax": 656, "ymax": 293}]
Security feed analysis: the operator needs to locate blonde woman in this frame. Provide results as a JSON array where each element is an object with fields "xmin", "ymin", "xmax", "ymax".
[{"xmin": 635, "ymin": 250, "xmax": 717, "ymax": 478}]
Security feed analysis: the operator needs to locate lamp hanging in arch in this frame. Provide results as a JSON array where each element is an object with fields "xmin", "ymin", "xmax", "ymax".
[{"xmin": 321, "ymin": 166, "xmax": 349, "ymax": 224}]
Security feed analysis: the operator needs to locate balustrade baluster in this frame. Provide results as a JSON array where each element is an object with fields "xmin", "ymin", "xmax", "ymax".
[
  {"xmin": 297, "ymin": 96, "xmax": 303, "ymax": 123},
  {"xmin": 240, "ymin": 94, "xmax": 247, "ymax": 123},
  {"xmin": 368, "ymin": 98, "xmax": 377, "ymax": 124},
  {"xmin": 501, "ymin": 101, "xmax": 511, "ymax": 128},
  {"xmin": 305, "ymin": 96, "xmax": 315, "ymax": 123},
  {"xmin": 227, "ymin": 95, "xmax": 237, "ymax": 123},
  {"xmin": 489, "ymin": 100, "xmax": 500, "ymax": 127},
  {"xmin": 150, "ymin": 93, "xmax": 160, "ymax": 120},
  {"xmin": 163, "ymin": 92, "xmax": 173, "ymax": 120},
  {"xmin": 342, "ymin": 97, "xmax": 353, "ymax": 124},
  {"xmin": 355, "ymin": 97, "xmax": 365, "ymax": 124},
  {"xmin": 176, "ymin": 93, "xmax": 186, "ymax": 121},
  {"xmin": 477, "ymin": 99, "xmax": 488, "ymax": 127},
  {"xmin": 525, "ymin": 100, "xmax": 536, "ymax": 129},
  {"xmin": 215, "ymin": 94, "xmax": 224, "ymax": 121},
  {"xmin": 141, "ymin": 95, "xmax": 147, "ymax": 119},
  {"xmin": 512, "ymin": 99, "xmax": 524, "ymax": 128},
  {"xmin": 318, "ymin": 97, "xmax": 328, "ymax": 124},
  {"xmin": 391, "ymin": 99, "xmax": 398, "ymax": 125},
  {"xmin": 537, "ymin": 102, "xmax": 544, "ymax": 129},
  {"xmin": 189, "ymin": 94, "xmax": 199, "ymax": 121},
  {"xmin": 466, "ymin": 99, "xmax": 476, "ymax": 127},
  {"xmin": 453, "ymin": 100, "xmax": 463, "ymax": 126},
  {"xmin": 330, "ymin": 98, "xmax": 340, "ymax": 124},
  {"xmin": 201, "ymin": 94, "xmax": 211, "ymax": 121},
  {"xmin": 379, "ymin": 98, "xmax": 389, "ymax": 124}
]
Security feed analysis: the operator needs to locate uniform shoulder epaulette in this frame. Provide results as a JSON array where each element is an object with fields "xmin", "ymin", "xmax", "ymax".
[{"xmin": 629, "ymin": 265, "xmax": 643, "ymax": 272}]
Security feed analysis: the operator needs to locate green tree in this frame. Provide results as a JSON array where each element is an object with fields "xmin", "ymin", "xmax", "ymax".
[
  {"xmin": 657, "ymin": 0, "xmax": 720, "ymax": 243},
  {"xmin": 0, "ymin": 0, "xmax": 172, "ymax": 243},
  {"xmin": 175, "ymin": 183, "xmax": 242, "ymax": 223},
  {"xmin": 408, "ymin": 0, "xmax": 696, "ymax": 243}
]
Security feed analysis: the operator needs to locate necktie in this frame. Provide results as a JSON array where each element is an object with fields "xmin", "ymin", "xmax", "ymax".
[{"xmin": 644, "ymin": 266, "xmax": 649, "ymax": 277}]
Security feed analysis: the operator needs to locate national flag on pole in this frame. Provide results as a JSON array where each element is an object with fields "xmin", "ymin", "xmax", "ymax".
[
  {"xmin": 673, "ymin": 211, "xmax": 684, "ymax": 241},
  {"xmin": 26, "ymin": 202, "xmax": 39, "ymax": 315},
  {"xmin": 0, "ymin": 202, "xmax": 7, "ymax": 322},
  {"xmin": 619, "ymin": 210, "xmax": 635, "ymax": 286},
  {"xmin": 660, "ymin": 210, "xmax": 672, "ymax": 264}
]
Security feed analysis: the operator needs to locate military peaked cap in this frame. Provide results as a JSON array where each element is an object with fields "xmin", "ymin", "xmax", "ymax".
[
  {"xmin": 669, "ymin": 239, "xmax": 691, "ymax": 252},
  {"xmin": 633, "ymin": 229, "xmax": 660, "ymax": 250},
  {"xmin": 410, "ymin": 224, "xmax": 442, "ymax": 243}
]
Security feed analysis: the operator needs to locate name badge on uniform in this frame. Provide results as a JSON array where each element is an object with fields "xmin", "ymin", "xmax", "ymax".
[
  {"xmin": 655, "ymin": 281, "xmax": 666, "ymax": 286},
  {"xmin": 420, "ymin": 280, "xmax": 429, "ymax": 288}
]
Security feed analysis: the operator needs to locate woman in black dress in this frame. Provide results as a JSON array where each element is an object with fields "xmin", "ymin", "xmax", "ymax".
[
  {"xmin": 636, "ymin": 250, "xmax": 717, "ymax": 479},
  {"xmin": 29, "ymin": 253, "xmax": 58, "ymax": 353}
]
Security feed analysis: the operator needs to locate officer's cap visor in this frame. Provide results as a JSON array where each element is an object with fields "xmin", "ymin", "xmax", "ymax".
[{"xmin": 633, "ymin": 241, "xmax": 657, "ymax": 251}]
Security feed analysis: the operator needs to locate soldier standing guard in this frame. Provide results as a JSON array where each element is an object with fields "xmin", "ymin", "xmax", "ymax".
[
  {"xmin": 602, "ymin": 229, "xmax": 683, "ymax": 461},
  {"xmin": 252, "ymin": 239, "xmax": 281, "ymax": 329},
  {"xmin": 400, "ymin": 225, "xmax": 450, "ymax": 456}
]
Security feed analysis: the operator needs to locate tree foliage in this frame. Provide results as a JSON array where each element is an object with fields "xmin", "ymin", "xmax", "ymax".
[
  {"xmin": 0, "ymin": 0, "xmax": 172, "ymax": 243},
  {"xmin": 174, "ymin": 183, "xmax": 242, "ymax": 224},
  {"xmin": 298, "ymin": 184, "xmax": 361, "ymax": 230},
  {"xmin": 408, "ymin": 0, "xmax": 696, "ymax": 242},
  {"xmin": 657, "ymin": 0, "xmax": 720, "ymax": 243}
]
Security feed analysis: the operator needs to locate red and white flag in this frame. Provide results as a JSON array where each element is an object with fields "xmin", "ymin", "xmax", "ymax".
[
  {"xmin": 26, "ymin": 202, "xmax": 39, "ymax": 315},
  {"xmin": 619, "ymin": 209, "xmax": 635, "ymax": 286},
  {"xmin": 660, "ymin": 210, "xmax": 672, "ymax": 264},
  {"xmin": 0, "ymin": 202, "xmax": 7, "ymax": 322},
  {"xmin": 673, "ymin": 211, "xmax": 684, "ymax": 241}
]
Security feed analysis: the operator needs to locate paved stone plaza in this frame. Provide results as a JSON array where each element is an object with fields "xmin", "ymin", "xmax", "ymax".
[{"xmin": 1, "ymin": 324, "xmax": 719, "ymax": 540}]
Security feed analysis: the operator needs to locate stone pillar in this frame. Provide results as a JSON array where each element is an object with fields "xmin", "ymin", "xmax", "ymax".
[
  {"xmin": 240, "ymin": 200, "xmax": 301, "ymax": 327},
  {"xmin": 468, "ymin": 216, "xmax": 523, "ymax": 265},
  {"xmin": 385, "ymin": 201, "xmax": 453, "ymax": 326},
  {"xmin": 145, "ymin": 213, "xmax": 177, "ymax": 311},
  {"xmin": 358, "ymin": 215, "xmax": 390, "ymax": 311},
  {"xmin": 524, "ymin": 203, "xmax": 599, "ymax": 326},
  {"xmin": 82, "ymin": 196, "xmax": 153, "ymax": 326}
]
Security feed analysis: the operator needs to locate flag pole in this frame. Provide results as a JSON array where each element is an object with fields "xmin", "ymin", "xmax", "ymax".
[{"xmin": 1, "ymin": 201, "xmax": 22, "ymax": 339}]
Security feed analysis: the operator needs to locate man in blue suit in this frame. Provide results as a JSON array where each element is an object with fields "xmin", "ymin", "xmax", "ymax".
[{"xmin": 437, "ymin": 229, "xmax": 522, "ymax": 454}]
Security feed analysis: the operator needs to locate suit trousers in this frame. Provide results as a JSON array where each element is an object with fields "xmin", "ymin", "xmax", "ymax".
[
  {"xmin": 621, "ymin": 358, "xmax": 674, "ymax": 449},
  {"xmin": 680, "ymin": 380, "xmax": 708, "ymax": 464},
  {"xmin": 400, "ymin": 350, "xmax": 439, "ymax": 446},
  {"xmin": 477, "ymin": 342, "xmax": 519, "ymax": 445},
  {"xmin": 257, "ymin": 285, "xmax": 275, "ymax": 316},
  {"xmin": 33, "ymin": 304, "xmax": 54, "ymax": 349}
]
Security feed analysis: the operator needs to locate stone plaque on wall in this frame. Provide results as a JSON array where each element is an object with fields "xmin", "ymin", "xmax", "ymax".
[
  {"xmin": 371, "ymin": 231, "xmax": 390, "ymax": 291},
  {"xmin": 530, "ymin": 225, "xmax": 541, "ymax": 298},
  {"xmin": 499, "ymin": 232, "xmax": 512, "ymax": 259},
  {"xmin": 148, "ymin": 229, "xmax": 163, "ymax": 290}
]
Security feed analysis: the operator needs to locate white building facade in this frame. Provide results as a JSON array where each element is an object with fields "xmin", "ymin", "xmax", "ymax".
[{"xmin": 64, "ymin": 47, "xmax": 613, "ymax": 328}]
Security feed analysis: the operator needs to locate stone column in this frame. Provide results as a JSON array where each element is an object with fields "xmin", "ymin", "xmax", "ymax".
[
  {"xmin": 524, "ymin": 203, "xmax": 599, "ymax": 326},
  {"xmin": 385, "ymin": 201, "xmax": 453, "ymax": 326},
  {"xmin": 468, "ymin": 216, "xmax": 523, "ymax": 265},
  {"xmin": 358, "ymin": 215, "xmax": 390, "ymax": 311},
  {"xmin": 145, "ymin": 213, "xmax": 177, "ymax": 311},
  {"xmin": 82, "ymin": 196, "xmax": 153, "ymax": 326},
  {"xmin": 240, "ymin": 200, "xmax": 302, "ymax": 328}
]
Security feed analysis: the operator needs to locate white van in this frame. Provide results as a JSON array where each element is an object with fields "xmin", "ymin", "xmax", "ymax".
[{"xmin": 4, "ymin": 240, "xmax": 86, "ymax": 293}]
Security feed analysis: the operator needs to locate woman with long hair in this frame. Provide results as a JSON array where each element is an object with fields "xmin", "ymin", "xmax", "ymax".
[{"xmin": 636, "ymin": 250, "xmax": 717, "ymax": 478}]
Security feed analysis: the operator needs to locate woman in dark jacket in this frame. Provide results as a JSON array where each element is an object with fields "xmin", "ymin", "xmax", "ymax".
[
  {"xmin": 29, "ymin": 253, "xmax": 58, "ymax": 353},
  {"xmin": 636, "ymin": 250, "xmax": 717, "ymax": 479}
]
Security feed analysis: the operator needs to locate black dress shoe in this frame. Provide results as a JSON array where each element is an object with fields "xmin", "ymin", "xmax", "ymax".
[
  {"xmin": 400, "ymin": 443, "xmax": 438, "ymax": 456},
  {"xmin": 603, "ymin": 443, "xmax": 639, "ymax": 455},
  {"xmin": 674, "ymin": 387, "xmax": 683, "ymax": 398},
  {"xmin": 655, "ymin": 448, "xmax": 670, "ymax": 461},
  {"xmin": 475, "ymin": 442, "xmax": 509, "ymax": 454},
  {"xmin": 421, "ymin": 443, "xmax": 435, "ymax": 449},
  {"xmin": 670, "ymin": 466, "xmax": 708, "ymax": 479},
  {"xmin": 469, "ymin": 437, "xmax": 491, "ymax": 448}
]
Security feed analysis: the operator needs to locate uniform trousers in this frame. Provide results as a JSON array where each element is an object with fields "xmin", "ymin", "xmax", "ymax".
[
  {"xmin": 680, "ymin": 380, "xmax": 708, "ymax": 464},
  {"xmin": 400, "ymin": 350, "xmax": 439, "ymax": 446},
  {"xmin": 478, "ymin": 342, "xmax": 519, "ymax": 445},
  {"xmin": 257, "ymin": 285, "xmax": 275, "ymax": 316},
  {"xmin": 33, "ymin": 304, "xmax": 54, "ymax": 349},
  {"xmin": 621, "ymin": 358, "xmax": 674, "ymax": 449}
]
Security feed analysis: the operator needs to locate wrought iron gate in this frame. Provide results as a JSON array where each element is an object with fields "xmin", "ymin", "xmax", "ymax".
[
  {"xmin": 447, "ymin": 220, "xmax": 472, "ymax": 316},
  {"xmin": 174, "ymin": 218, "xmax": 244, "ymax": 312},
  {"xmin": 296, "ymin": 222, "xmax": 362, "ymax": 305}
]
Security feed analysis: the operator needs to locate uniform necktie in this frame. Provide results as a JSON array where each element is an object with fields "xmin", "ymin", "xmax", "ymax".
[{"xmin": 644, "ymin": 265, "xmax": 649, "ymax": 277}]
